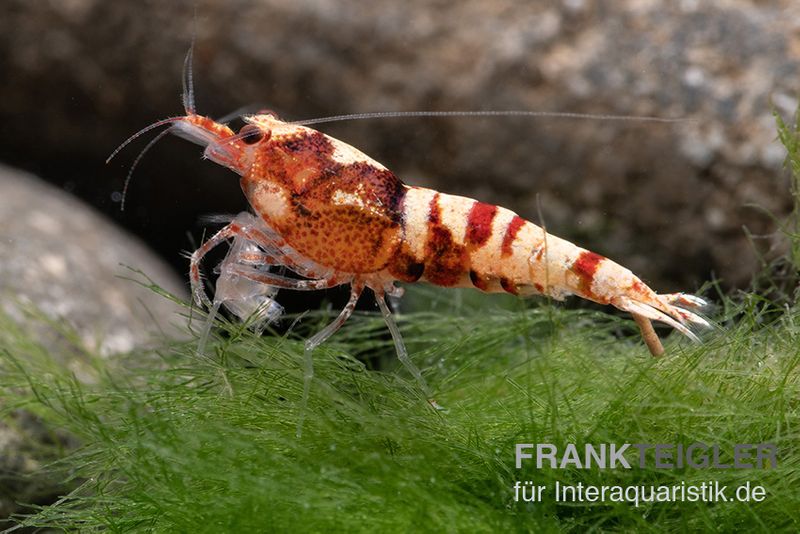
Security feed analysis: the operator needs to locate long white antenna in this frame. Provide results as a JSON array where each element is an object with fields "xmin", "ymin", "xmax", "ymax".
[{"xmin": 293, "ymin": 110, "xmax": 695, "ymax": 127}]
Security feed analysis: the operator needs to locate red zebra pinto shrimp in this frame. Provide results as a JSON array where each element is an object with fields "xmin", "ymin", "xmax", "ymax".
[{"xmin": 110, "ymin": 53, "xmax": 709, "ymax": 435}]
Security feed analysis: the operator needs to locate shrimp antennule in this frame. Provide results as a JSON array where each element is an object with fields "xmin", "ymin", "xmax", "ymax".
[{"xmin": 182, "ymin": 44, "xmax": 196, "ymax": 115}]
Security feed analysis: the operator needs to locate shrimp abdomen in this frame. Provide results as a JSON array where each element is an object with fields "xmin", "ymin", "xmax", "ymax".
[
  {"xmin": 387, "ymin": 187, "xmax": 543, "ymax": 294},
  {"xmin": 385, "ymin": 188, "xmax": 708, "ymax": 345}
]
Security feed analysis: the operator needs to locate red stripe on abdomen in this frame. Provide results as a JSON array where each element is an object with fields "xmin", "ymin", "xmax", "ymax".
[
  {"xmin": 423, "ymin": 193, "xmax": 469, "ymax": 286},
  {"xmin": 465, "ymin": 202, "xmax": 497, "ymax": 246},
  {"xmin": 501, "ymin": 216, "xmax": 526, "ymax": 257},
  {"xmin": 570, "ymin": 251, "xmax": 605, "ymax": 297}
]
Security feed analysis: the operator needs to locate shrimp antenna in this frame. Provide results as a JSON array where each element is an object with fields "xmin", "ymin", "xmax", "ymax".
[
  {"xmin": 119, "ymin": 128, "xmax": 171, "ymax": 212},
  {"xmin": 105, "ymin": 116, "xmax": 184, "ymax": 164},
  {"xmin": 109, "ymin": 17, "xmax": 199, "ymax": 212},
  {"xmin": 293, "ymin": 110, "xmax": 696, "ymax": 127},
  {"xmin": 105, "ymin": 116, "xmax": 184, "ymax": 213},
  {"xmin": 182, "ymin": 42, "xmax": 196, "ymax": 114}
]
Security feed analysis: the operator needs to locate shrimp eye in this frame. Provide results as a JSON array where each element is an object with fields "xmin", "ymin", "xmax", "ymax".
[{"xmin": 239, "ymin": 124, "xmax": 265, "ymax": 145}]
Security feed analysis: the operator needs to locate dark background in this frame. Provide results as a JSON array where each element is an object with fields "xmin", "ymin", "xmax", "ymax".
[{"xmin": 2, "ymin": 0, "xmax": 798, "ymax": 305}]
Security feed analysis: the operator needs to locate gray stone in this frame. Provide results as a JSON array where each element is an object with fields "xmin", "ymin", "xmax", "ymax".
[{"xmin": 0, "ymin": 165, "xmax": 187, "ymax": 358}]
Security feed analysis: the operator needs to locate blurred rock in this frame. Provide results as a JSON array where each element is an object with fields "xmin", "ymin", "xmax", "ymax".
[
  {"xmin": 0, "ymin": 0, "xmax": 798, "ymax": 292},
  {"xmin": 0, "ymin": 165, "xmax": 187, "ymax": 357}
]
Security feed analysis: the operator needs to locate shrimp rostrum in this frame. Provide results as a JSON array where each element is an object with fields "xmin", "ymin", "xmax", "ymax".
[{"xmin": 113, "ymin": 71, "xmax": 709, "ymax": 432}]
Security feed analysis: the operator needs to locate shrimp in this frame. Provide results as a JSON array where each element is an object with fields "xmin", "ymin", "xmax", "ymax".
[{"xmin": 111, "ymin": 52, "xmax": 709, "ymax": 435}]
